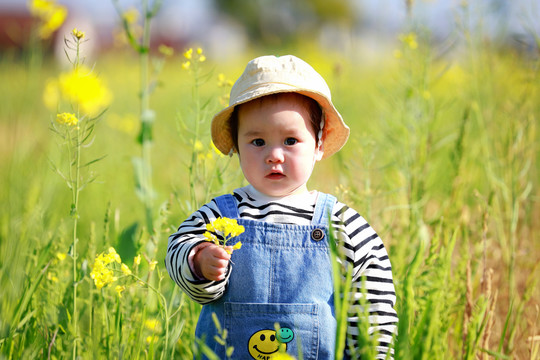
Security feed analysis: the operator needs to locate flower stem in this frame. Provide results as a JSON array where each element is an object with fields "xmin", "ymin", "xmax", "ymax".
[{"xmin": 71, "ymin": 37, "xmax": 82, "ymax": 360}]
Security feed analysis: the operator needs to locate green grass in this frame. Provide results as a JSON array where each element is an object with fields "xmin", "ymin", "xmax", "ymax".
[{"xmin": 0, "ymin": 12, "xmax": 539, "ymax": 359}]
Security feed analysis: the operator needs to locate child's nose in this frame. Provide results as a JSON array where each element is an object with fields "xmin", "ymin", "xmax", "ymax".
[{"xmin": 266, "ymin": 146, "xmax": 284, "ymax": 163}]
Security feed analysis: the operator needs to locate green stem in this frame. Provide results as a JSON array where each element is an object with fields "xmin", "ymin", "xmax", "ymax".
[
  {"xmin": 189, "ymin": 64, "xmax": 201, "ymax": 210},
  {"xmin": 140, "ymin": 0, "xmax": 154, "ymax": 235},
  {"xmin": 72, "ymin": 36, "xmax": 82, "ymax": 360},
  {"xmin": 72, "ymin": 125, "xmax": 80, "ymax": 360},
  {"xmin": 129, "ymin": 273, "xmax": 169, "ymax": 358}
]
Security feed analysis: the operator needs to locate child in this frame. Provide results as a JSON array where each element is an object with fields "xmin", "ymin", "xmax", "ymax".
[{"xmin": 166, "ymin": 55, "xmax": 398, "ymax": 359}]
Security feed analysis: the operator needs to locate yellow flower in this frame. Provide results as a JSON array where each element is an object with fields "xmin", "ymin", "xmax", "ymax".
[
  {"xmin": 121, "ymin": 263, "xmax": 132, "ymax": 275},
  {"xmin": 211, "ymin": 141, "xmax": 226, "ymax": 157},
  {"xmin": 134, "ymin": 254, "xmax": 141, "ymax": 266},
  {"xmin": 399, "ymin": 32, "xmax": 418, "ymax": 50},
  {"xmin": 107, "ymin": 247, "xmax": 121, "ymax": 263},
  {"xmin": 204, "ymin": 217, "xmax": 245, "ymax": 251},
  {"xmin": 225, "ymin": 241, "xmax": 242, "ymax": 255},
  {"xmin": 196, "ymin": 47, "xmax": 203, "ymax": 55},
  {"xmin": 217, "ymin": 73, "xmax": 233, "ymax": 88},
  {"xmin": 57, "ymin": 66, "xmax": 112, "ymax": 115},
  {"xmin": 199, "ymin": 55, "xmax": 206, "ymax": 63},
  {"xmin": 204, "ymin": 231, "xmax": 219, "ymax": 245},
  {"xmin": 90, "ymin": 247, "xmax": 122, "ymax": 289},
  {"xmin": 56, "ymin": 112, "xmax": 78, "ymax": 126},
  {"xmin": 183, "ymin": 48, "xmax": 193, "ymax": 60},
  {"xmin": 90, "ymin": 259, "xmax": 115, "ymax": 289},
  {"xmin": 72, "ymin": 28, "xmax": 85, "ymax": 40},
  {"xmin": 158, "ymin": 44, "xmax": 174, "ymax": 57},
  {"xmin": 28, "ymin": 0, "xmax": 67, "ymax": 39},
  {"xmin": 55, "ymin": 252, "xmax": 67, "ymax": 261},
  {"xmin": 192, "ymin": 139, "xmax": 204, "ymax": 152},
  {"xmin": 115, "ymin": 285, "xmax": 125, "ymax": 297},
  {"xmin": 206, "ymin": 217, "xmax": 245, "ymax": 239},
  {"xmin": 146, "ymin": 335, "xmax": 158, "ymax": 344},
  {"xmin": 181, "ymin": 61, "xmax": 191, "ymax": 70},
  {"xmin": 149, "ymin": 260, "xmax": 158, "ymax": 271},
  {"xmin": 45, "ymin": 66, "xmax": 112, "ymax": 116},
  {"xmin": 122, "ymin": 7, "xmax": 139, "ymax": 25},
  {"xmin": 144, "ymin": 318, "xmax": 162, "ymax": 331}
]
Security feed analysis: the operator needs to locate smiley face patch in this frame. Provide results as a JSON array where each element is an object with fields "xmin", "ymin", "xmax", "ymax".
[{"xmin": 248, "ymin": 328, "xmax": 294, "ymax": 359}]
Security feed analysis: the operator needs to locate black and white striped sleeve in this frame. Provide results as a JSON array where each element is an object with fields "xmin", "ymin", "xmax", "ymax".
[
  {"xmin": 332, "ymin": 202, "xmax": 398, "ymax": 360},
  {"xmin": 165, "ymin": 200, "xmax": 231, "ymax": 305}
]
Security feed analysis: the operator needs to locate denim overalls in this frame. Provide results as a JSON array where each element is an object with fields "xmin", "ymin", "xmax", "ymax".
[{"xmin": 195, "ymin": 192, "xmax": 337, "ymax": 360}]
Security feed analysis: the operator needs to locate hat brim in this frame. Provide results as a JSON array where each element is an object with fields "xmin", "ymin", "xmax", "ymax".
[{"xmin": 211, "ymin": 86, "xmax": 349, "ymax": 160}]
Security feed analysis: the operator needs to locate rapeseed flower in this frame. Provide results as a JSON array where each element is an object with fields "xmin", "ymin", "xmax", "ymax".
[
  {"xmin": 121, "ymin": 263, "xmax": 132, "ymax": 275},
  {"xmin": 72, "ymin": 27, "xmax": 85, "ymax": 40},
  {"xmin": 115, "ymin": 285, "xmax": 125, "ymax": 297},
  {"xmin": 181, "ymin": 47, "xmax": 206, "ymax": 70},
  {"xmin": 90, "ymin": 247, "xmax": 122, "ymax": 289},
  {"xmin": 399, "ymin": 32, "xmax": 418, "ymax": 49},
  {"xmin": 44, "ymin": 66, "xmax": 112, "ymax": 116},
  {"xmin": 56, "ymin": 112, "xmax": 78, "ymax": 126},
  {"xmin": 28, "ymin": 0, "xmax": 67, "ymax": 39},
  {"xmin": 57, "ymin": 66, "xmax": 113, "ymax": 115},
  {"xmin": 204, "ymin": 217, "xmax": 244, "ymax": 253},
  {"xmin": 158, "ymin": 44, "xmax": 174, "ymax": 57},
  {"xmin": 122, "ymin": 7, "xmax": 139, "ymax": 25},
  {"xmin": 144, "ymin": 318, "xmax": 162, "ymax": 331}
]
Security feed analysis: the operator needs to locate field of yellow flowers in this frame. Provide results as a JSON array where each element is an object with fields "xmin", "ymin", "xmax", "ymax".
[{"xmin": 0, "ymin": 1, "xmax": 539, "ymax": 359}]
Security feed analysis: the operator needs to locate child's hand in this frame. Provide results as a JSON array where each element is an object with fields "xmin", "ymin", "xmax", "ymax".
[{"xmin": 193, "ymin": 242, "xmax": 233, "ymax": 281}]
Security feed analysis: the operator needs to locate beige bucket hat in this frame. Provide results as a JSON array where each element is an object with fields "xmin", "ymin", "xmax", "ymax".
[{"xmin": 211, "ymin": 55, "xmax": 350, "ymax": 159}]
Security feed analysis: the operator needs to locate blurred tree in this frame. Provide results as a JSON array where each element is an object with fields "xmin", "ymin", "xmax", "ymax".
[{"xmin": 214, "ymin": 0, "xmax": 355, "ymax": 46}]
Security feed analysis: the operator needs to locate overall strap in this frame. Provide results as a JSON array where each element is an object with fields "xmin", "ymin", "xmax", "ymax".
[
  {"xmin": 311, "ymin": 192, "xmax": 337, "ymax": 226},
  {"xmin": 214, "ymin": 194, "xmax": 240, "ymax": 219}
]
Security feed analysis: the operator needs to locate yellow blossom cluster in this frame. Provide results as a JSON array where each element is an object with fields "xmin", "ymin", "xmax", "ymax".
[
  {"xmin": 182, "ymin": 47, "xmax": 206, "ymax": 70},
  {"xmin": 204, "ymin": 217, "xmax": 244, "ymax": 253},
  {"xmin": 122, "ymin": 7, "xmax": 139, "ymax": 25},
  {"xmin": 158, "ymin": 44, "xmax": 174, "ymax": 57},
  {"xmin": 399, "ymin": 32, "xmax": 418, "ymax": 50},
  {"xmin": 72, "ymin": 27, "xmax": 85, "ymax": 40},
  {"xmin": 56, "ymin": 112, "xmax": 78, "ymax": 126},
  {"xmin": 217, "ymin": 73, "xmax": 234, "ymax": 107},
  {"xmin": 28, "ymin": 0, "xmax": 67, "ymax": 39},
  {"xmin": 43, "ymin": 65, "xmax": 112, "ymax": 116},
  {"xmin": 90, "ymin": 247, "xmax": 122, "ymax": 289},
  {"xmin": 217, "ymin": 73, "xmax": 234, "ymax": 88}
]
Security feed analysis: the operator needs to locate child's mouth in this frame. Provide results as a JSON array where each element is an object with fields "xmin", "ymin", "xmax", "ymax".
[{"xmin": 266, "ymin": 171, "xmax": 285, "ymax": 180}]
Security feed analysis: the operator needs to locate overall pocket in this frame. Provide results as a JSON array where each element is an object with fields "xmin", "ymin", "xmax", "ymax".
[{"xmin": 224, "ymin": 302, "xmax": 320, "ymax": 360}]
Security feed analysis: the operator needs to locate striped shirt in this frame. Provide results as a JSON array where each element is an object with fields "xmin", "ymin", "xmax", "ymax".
[{"xmin": 165, "ymin": 185, "xmax": 398, "ymax": 359}]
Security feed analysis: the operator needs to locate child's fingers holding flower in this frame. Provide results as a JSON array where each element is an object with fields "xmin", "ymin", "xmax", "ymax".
[{"xmin": 193, "ymin": 242, "xmax": 231, "ymax": 281}]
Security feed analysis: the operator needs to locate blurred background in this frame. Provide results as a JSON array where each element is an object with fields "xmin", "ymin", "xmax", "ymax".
[{"xmin": 1, "ymin": 0, "xmax": 539, "ymax": 62}]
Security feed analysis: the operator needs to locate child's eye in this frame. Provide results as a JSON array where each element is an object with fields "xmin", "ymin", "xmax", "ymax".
[
  {"xmin": 284, "ymin": 138, "xmax": 298, "ymax": 146},
  {"xmin": 251, "ymin": 139, "xmax": 265, "ymax": 147}
]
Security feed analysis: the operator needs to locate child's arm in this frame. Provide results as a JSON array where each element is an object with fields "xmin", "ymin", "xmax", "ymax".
[
  {"xmin": 333, "ymin": 203, "xmax": 398, "ymax": 360},
  {"xmin": 165, "ymin": 201, "xmax": 232, "ymax": 304}
]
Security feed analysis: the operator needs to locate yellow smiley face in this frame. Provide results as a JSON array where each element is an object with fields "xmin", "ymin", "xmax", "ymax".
[{"xmin": 248, "ymin": 329, "xmax": 287, "ymax": 359}]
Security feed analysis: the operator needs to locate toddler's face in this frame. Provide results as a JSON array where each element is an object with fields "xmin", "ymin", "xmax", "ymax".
[{"xmin": 237, "ymin": 95, "xmax": 323, "ymax": 197}]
